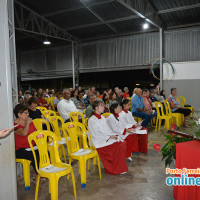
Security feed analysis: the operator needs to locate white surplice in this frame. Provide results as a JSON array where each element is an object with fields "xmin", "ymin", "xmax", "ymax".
[
  {"xmin": 106, "ymin": 114, "xmax": 129, "ymax": 140},
  {"xmin": 88, "ymin": 115, "xmax": 118, "ymax": 148},
  {"xmin": 119, "ymin": 110, "xmax": 137, "ymax": 128}
]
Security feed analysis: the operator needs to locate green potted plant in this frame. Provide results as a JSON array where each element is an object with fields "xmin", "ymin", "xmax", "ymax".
[{"xmin": 161, "ymin": 134, "xmax": 192, "ymax": 167}]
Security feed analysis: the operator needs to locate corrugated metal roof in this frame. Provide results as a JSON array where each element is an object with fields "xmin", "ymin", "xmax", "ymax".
[{"xmin": 15, "ymin": 0, "xmax": 200, "ymax": 48}]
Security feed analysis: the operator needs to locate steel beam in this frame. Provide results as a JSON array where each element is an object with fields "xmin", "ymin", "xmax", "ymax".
[
  {"xmin": 14, "ymin": 0, "xmax": 79, "ymax": 42},
  {"xmin": 79, "ymin": 0, "xmax": 118, "ymax": 33},
  {"xmin": 158, "ymin": 3, "xmax": 200, "ymax": 14},
  {"xmin": 116, "ymin": 0, "xmax": 164, "ymax": 28},
  {"xmin": 43, "ymin": 0, "xmax": 115, "ymax": 17}
]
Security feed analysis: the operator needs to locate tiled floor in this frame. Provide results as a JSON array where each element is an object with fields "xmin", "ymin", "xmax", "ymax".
[{"xmin": 17, "ymin": 126, "xmax": 189, "ymax": 200}]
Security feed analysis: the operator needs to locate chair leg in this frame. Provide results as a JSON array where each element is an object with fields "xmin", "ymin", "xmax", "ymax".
[
  {"xmin": 155, "ymin": 119, "xmax": 158, "ymax": 131},
  {"xmin": 35, "ymin": 175, "xmax": 40, "ymax": 200},
  {"xmin": 80, "ymin": 158, "xmax": 87, "ymax": 188},
  {"xmin": 23, "ymin": 161, "xmax": 31, "ymax": 191},
  {"xmin": 70, "ymin": 170, "xmax": 77, "ymax": 200},
  {"xmin": 49, "ymin": 177, "xmax": 58, "ymax": 200},
  {"xmin": 97, "ymin": 156, "xmax": 102, "ymax": 180},
  {"xmin": 93, "ymin": 157, "xmax": 97, "ymax": 165},
  {"xmin": 158, "ymin": 119, "xmax": 162, "ymax": 130},
  {"xmin": 88, "ymin": 159, "xmax": 91, "ymax": 171}
]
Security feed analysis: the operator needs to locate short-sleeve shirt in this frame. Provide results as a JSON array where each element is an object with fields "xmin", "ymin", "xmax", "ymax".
[
  {"xmin": 28, "ymin": 109, "xmax": 42, "ymax": 120},
  {"xmin": 14, "ymin": 122, "xmax": 36, "ymax": 151},
  {"xmin": 131, "ymin": 94, "xmax": 145, "ymax": 113}
]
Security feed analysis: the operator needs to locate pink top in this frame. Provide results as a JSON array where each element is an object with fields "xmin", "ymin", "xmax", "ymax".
[{"xmin": 143, "ymin": 97, "xmax": 152, "ymax": 111}]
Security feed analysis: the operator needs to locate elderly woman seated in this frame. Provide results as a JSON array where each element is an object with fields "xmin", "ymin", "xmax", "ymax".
[{"xmin": 168, "ymin": 88, "xmax": 191, "ymax": 127}]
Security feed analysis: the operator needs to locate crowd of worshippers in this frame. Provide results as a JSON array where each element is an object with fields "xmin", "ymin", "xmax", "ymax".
[
  {"xmin": 13, "ymin": 85, "xmax": 192, "ymax": 180},
  {"xmin": 18, "ymin": 85, "xmax": 191, "ymax": 128}
]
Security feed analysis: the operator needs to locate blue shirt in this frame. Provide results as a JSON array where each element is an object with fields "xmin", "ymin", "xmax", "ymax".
[{"xmin": 131, "ymin": 94, "xmax": 145, "ymax": 113}]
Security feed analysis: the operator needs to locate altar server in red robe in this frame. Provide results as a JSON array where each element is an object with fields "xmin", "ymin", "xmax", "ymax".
[
  {"xmin": 106, "ymin": 102, "xmax": 135, "ymax": 161},
  {"xmin": 120, "ymin": 98, "xmax": 148, "ymax": 153},
  {"xmin": 88, "ymin": 100, "xmax": 128, "ymax": 175}
]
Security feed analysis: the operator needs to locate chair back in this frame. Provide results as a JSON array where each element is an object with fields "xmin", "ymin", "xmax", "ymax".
[
  {"xmin": 48, "ymin": 116, "xmax": 64, "ymax": 141},
  {"xmin": 33, "ymin": 119, "xmax": 50, "ymax": 131},
  {"xmin": 102, "ymin": 113, "xmax": 111, "ymax": 118},
  {"xmin": 28, "ymin": 130, "xmax": 60, "ymax": 171},
  {"xmin": 163, "ymin": 100, "xmax": 172, "ymax": 115},
  {"xmin": 69, "ymin": 111, "xmax": 85, "ymax": 123},
  {"xmin": 62, "ymin": 122, "xmax": 88, "ymax": 154},
  {"xmin": 45, "ymin": 98, "xmax": 50, "ymax": 104},
  {"xmin": 176, "ymin": 97, "xmax": 181, "ymax": 106},
  {"xmin": 154, "ymin": 101, "xmax": 165, "ymax": 117},
  {"xmin": 36, "ymin": 106, "xmax": 47, "ymax": 111},
  {"xmin": 49, "ymin": 98, "xmax": 56, "ymax": 111},
  {"xmin": 41, "ymin": 110, "xmax": 56, "ymax": 119},
  {"xmin": 179, "ymin": 96, "xmax": 185, "ymax": 107}
]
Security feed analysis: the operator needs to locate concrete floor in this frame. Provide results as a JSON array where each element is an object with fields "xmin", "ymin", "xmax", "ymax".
[{"xmin": 17, "ymin": 126, "xmax": 186, "ymax": 200}]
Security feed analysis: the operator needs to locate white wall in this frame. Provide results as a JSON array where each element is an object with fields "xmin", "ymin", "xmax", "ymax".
[{"xmin": 163, "ymin": 61, "xmax": 200, "ymax": 111}]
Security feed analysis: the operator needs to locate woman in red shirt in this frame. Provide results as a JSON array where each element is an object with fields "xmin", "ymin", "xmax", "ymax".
[
  {"xmin": 38, "ymin": 92, "xmax": 51, "ymax": 109},
  {"xmin": 14, "ymin": 104, "xmax": 39, "ymax": 182}
]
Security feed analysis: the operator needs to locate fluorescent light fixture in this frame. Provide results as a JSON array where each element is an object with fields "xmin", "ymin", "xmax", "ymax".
[
  {"xmin": 136, "ymin": 84, "xmax": 140, "ymax": 86},
  {"xmin": 43, "ymin": 40, "xmax": 51, "ymax": 45},
  {"xmin": 143, "ymin": 23, "xmax": 149, "ymax": 29}
]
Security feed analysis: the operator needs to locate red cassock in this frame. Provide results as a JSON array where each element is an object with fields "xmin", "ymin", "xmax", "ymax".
[
  {"xmin": 97, "ymin": 141, "xmax": 128, "ymax": 175},
  {"xmin": 132, "ymin": 125, "xmax": 148, "ymax": 153}
]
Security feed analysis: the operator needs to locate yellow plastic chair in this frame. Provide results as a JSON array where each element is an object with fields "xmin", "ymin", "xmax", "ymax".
[
  {"xmin": 45, "ymin": 97, "xmax": 50, "ymax": 105},
  {"xmin": 48, "ymin": 116, "xmax": 67, "ymax": 163},
  {"xmin": 62, "ymin": 122, "xmax": 101, "ymax": 188},
  {"xmin": 33, "ymin": 118, "xmax": 50, "ymax": 131},
  {"xmin": 163, "ymin": 100, "xmax": 182, "ymax": 128},
  {"xmin": 179, "ymin": 96, "xmax": 194, "ymax": 117},
  {"xmin": 41, "ymin": 110, "xmax": 56, "ymax": 119},
  {"xmin": 154, "ymin": 102, "xmax": 173, "ymax": 131},
  {"xmin": 36, "ymin": 106, "xmax": 47, "ymax": 112},
  {"xmin": 16, "ymin": 159, "xmax": 32, "ymax": 191},
  {"xmin": 102, "ymin": 113, "xmax": 111, "ymax": 118},
  {"xmin": 69, "ymin": 111, "xmax": 86, "ymax": 148},
  {"xmin": 28, "ymin": 130, "xmax": 77, "ymax": 200},
  {"xmin": 69, "ymin": 111, "xmax": 85, "ymax": 123},
  {"xmin": 50, "ymin": 98, "xmax": 56, "ymax": 112},
  {"xmin": 175, "ymin": 97, "xmax": 185, "ymax": 122}
]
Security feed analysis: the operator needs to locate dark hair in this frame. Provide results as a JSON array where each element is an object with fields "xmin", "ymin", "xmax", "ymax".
[
  {"xmin": 142, "ymin": 89, "xmax": 148, "ymax": 93},
  {"xmin": 14, "ymin": 104, "xmax": 28, "ymax": 118},
  {"xmin": 171, "ymin": 88, "xmax": 176, "ymax": 94},
  {"xmin": 109, "ymin": 92, "xmax": 115, "ymax": 101},
  {"xmin": 120, "ymin": 98, "xmax": 130, "ymax": 108},
  {"xmin": 89, "ymin": 100, "xmax": 105, "ymax": 118},
  {"xmin": 56, "ymin": 91, "xmax": 63, "ymax": 98},
  {"xmin": 109, "ymin": 102, "xmax": 120, "ymax": 121},
  {"xmin": 71, "ymin": 89, "xmax": 78, "ymax": 98},
  {"xmin": 38, "ymin": 92, "xmax": 44, "ymax": 99},
  {"xmin": 28, "ymin": 97, "xmax": 38, "ymax": 106},
  {"xmin": 160, "ymin": 90, "xmax": 166, "ymax": 98}
]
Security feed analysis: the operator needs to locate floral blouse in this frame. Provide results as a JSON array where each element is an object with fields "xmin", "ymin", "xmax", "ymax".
[{"xmin": 167, "ymin": 95, "xmax": 180, "ymax": 112}]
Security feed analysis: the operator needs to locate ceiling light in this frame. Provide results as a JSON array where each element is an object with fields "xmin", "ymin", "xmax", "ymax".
[
  {"xmin": 136, "ymin": 84, "xmax": 140, "ymax": 86},
  {"xmin": 143, "ymin": 23, "xmax": 149, "ymax": 29},
  {"xmin": 43, "ymin": 40, "xmax": 51, "ymax": 45},
  {"xmin": 150, "ymin": 84, "xmax": 154, "ymax": 86}
]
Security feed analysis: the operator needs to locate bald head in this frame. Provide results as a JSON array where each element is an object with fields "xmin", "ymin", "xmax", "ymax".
[
  {"xmin": 63, "ymin": 89, "xmax": 71, "ymax": 100},
  {"xmin": 136, "ymin": 88, "xmax": 142, "ymax": 96}
]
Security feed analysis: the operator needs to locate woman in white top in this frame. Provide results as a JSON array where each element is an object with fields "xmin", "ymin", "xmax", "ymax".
[
  {"xmin": 88, "ymin": 100, "xmax": 128, "ymax": 175},
  {"xmin": 107, "ymin": 102, "xmax": 135, "ymax": 161},
  {"xmin": 120, "ymin": 98, "xmax": 148, "ymax": 153}
]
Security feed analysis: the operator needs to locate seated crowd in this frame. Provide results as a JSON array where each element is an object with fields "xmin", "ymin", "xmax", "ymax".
[{"xmin": 14, "ymin": 85, "xmax": 192, "ymax": 183}]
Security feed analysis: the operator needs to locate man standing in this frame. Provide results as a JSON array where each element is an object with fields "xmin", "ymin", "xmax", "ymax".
[
  {"xmin": 57, "ymin": 89, "xmax": 78, "ymax": 122},
  {"xmin": 131, "ymin": 88, "xmax": 156, "ymax": 127},
  {"xmin": 85, "ymin": 94, "xmax": 96, "ymax": 118}
]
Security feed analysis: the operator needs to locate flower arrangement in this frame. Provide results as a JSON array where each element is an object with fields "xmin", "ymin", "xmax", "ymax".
[{"xmin": 188, "ymin": 115, "xmax": 200, "ymax": 139}]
